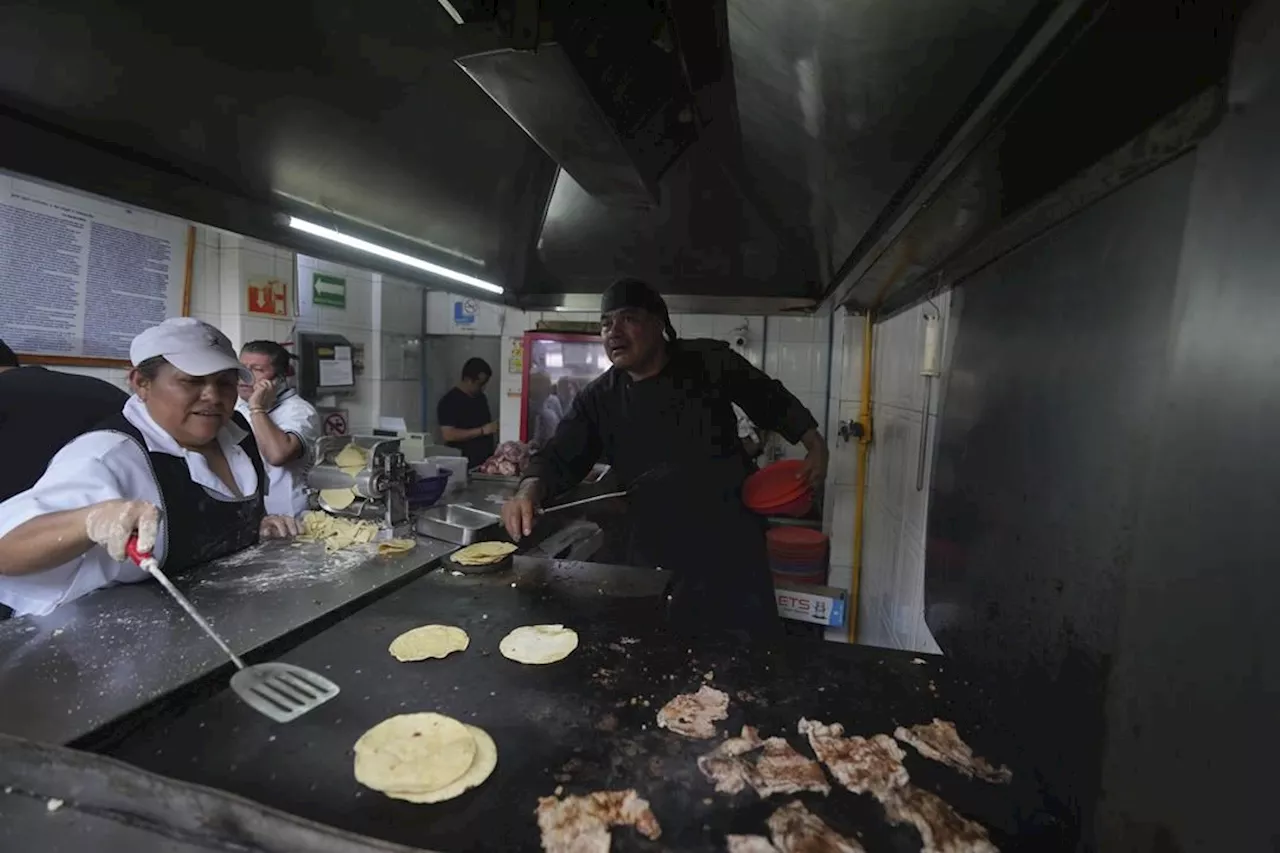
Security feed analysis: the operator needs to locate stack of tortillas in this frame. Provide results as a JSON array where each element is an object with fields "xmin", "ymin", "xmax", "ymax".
[
  {"xmin": 450, "ymin": 541, "xmax": 517, "ymax": 567},
  {"xmin": 499, "ymin": 624, "xmax": 579, "ymax": 664},
  {"xmin": 354, "ymin": 712, "xmax": 497, "ymax": 803}
]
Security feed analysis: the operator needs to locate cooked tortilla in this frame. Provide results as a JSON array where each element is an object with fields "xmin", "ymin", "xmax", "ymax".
[
  {"xmin": 384, "ymin": 725, "xmax": 497, "ymax": 804},
  {"xmin": 388, "ymin": 625, "xmax": 469, "ymax": 661},
  {"xmin": 353, "ymin": 712, "xmax": 476, "ymax": 794},
  {"xmin": 451, "ymin": 541, "xmax": 517, "ymax": 566},
  {"xmin": 499, "ymin": 624, "xmax": 579, "ymax": 664}
]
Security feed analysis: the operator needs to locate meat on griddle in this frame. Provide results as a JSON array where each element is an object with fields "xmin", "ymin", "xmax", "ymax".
[
  {"xmin": 535, "ymin": 789, "xmax": 662, "ymax": 853},
  {"xmin": 798, "ymin": 718, "xmax": 908, "ymax": 800},
  {"xmin": 727, "ymin": 835, "xmax": 780, "ymax": 853},
  {"xmin": 893, "ymin": 719, "xmax": 1012, "ymax": 784},
  {"xmin": 699, "ymin": 726, "xmax": 831, "ymax": 799},
  {"xmin": 751, "ymin": 737, "xmax": 832, "ymax": 798},
  {"xmin": 697, "ymin": 725, "xmax": 763, "ymax": 794},
  {"xmin": 766, "ymin": 800, "xmax": 866, "ymax": 853},
  {"xmin": 880, "ymin": 784, "xmax": 999, "ymax": 853},
  {"xmin": 656, "ymin": 685, "xmax": 730, "ymax": 739}
]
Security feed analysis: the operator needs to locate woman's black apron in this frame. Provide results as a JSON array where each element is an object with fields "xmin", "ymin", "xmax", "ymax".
[{"xmin": 97, "ymin": 412, "xmax": 266, "ymax": 574}]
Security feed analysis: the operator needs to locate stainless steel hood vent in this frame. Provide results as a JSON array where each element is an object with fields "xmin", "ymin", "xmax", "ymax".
[{"xmin": 456, "ymin": 2, "xmax": 698, "ymax": 206}]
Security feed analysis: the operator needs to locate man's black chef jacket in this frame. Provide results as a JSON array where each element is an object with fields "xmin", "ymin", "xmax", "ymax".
[
  {"xmin": 0, "ymin": 366, "xmax": 128, "ymax": 503},
  {"xmin": 524, "ymin": 339, "xmax": 818, "ymax": 635}
]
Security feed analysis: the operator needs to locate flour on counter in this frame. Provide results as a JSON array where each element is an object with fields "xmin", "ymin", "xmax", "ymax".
[{"xmin": 189, "ymin": 546, "xmax": 373, "ymax": 594}]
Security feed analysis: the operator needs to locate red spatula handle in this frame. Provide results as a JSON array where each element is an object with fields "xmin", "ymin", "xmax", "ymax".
[{"xmin": 125, "ymin": 534, "xmax": 153, "ymax": 567}]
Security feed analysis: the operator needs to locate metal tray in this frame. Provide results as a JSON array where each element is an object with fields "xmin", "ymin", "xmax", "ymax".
[{"xmin": 414, "ymin": 504, "xmax": 501, "ymax": 545}]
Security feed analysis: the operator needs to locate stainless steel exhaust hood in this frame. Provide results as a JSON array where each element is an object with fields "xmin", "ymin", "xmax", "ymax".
[{"xmin": 455, "ymin": 2, "xmax": 698, "ymax": 207}]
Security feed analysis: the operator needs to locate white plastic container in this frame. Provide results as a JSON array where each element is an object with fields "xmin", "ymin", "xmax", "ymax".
[{"xmin": 424, "ymin": 456, "xmax": 469, "ymax": 494}]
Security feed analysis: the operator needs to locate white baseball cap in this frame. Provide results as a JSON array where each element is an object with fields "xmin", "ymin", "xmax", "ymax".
[{"xmin": 130, "ymin": 318, "xmax": 252, "ymax": 383}]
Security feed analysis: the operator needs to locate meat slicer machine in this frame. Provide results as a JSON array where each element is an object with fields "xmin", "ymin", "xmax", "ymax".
[{"xmin": 306, "ymin": 435, "xmax": 411, "ymax": 531}]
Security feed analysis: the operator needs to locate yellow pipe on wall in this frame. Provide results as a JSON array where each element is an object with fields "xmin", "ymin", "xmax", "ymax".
[
  {"xmin": 846, "ymin": 309, "xmax": 875, "ymax": 642},
  {"xmin": 845, "ymin": 248, "xmax": 915, "ymax": 643}
]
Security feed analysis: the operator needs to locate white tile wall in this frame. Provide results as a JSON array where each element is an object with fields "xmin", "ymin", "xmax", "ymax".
[{"xmin": 821, "ymin": 295, "xmax": 953, "ymax": 652}]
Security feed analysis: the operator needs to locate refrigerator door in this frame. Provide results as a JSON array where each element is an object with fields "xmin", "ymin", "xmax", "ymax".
[{"xmin": 522, "ymin": 333, "xmax": 610, "ymax": 445}]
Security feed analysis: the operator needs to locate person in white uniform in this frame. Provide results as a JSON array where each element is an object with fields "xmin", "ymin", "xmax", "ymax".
[
  {"xmin": 236, "ymin": 340, "xmax": 319, "ymax": 517},
  {"xmin": 0, "ymin": 318, "xmax": 298, "ymax": 618}
]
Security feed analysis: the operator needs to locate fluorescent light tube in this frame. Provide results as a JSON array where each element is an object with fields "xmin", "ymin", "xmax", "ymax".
[{"xmin": 288, "ymin": 216, "xmax": 503, "ymax": 295}]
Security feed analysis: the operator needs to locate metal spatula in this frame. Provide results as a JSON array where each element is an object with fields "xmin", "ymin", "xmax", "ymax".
[
  {"xmin": 126, "ymin": 536, "xmax": 339, "ymax": 723},
  {"xmin": 538, "ymin": 463, "xmax": 674, "ymax": 515}
]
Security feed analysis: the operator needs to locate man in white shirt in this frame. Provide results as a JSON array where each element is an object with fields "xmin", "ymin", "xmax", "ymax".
[{"xmin": 236, "ymin": 341, "xmax": 320, "ymax": 517}]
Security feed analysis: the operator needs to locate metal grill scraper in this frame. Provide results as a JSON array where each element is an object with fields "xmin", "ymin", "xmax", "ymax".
[{"xmin": 126, "ymin": 536, "xmax": 339, "ymax": 723}]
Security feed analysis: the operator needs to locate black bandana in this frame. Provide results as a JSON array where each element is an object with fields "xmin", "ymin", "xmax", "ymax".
[{"xmin": 601, "ymin": 279, "xmax": 678, "ymax": 341}]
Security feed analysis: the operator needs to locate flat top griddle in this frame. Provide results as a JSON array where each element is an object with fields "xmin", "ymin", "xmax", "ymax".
[{"xmin": 95, "ymin": 559, "xmax": 1074, "ymax": 852}]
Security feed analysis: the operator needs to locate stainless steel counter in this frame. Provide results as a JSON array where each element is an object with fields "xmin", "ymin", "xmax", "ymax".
[
  {"xmin": 0, "ymin": 535, "xmax": 456, "ymax": 746},
  {"xmin": 0, "ymin": 478, "xmax": 613, "ymax": 747}
]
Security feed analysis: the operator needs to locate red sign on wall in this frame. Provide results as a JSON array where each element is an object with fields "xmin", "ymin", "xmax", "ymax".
[{"xmin": 247, "ymin": 278, "xmax": 289, "ymax": 317}]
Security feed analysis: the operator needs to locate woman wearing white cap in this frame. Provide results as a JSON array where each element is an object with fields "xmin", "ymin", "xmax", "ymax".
[{"xmin": 0, "ymin": 318, "xmax": 298, "ymax": 617}]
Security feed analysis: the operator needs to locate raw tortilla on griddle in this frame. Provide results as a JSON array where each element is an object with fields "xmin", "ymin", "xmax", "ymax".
[
  {"xmin": 535, "ymin": 789, "xmax": 662, "ymax": 853},
  {"xmin": 656, "ymin": 684, "xmax": 729, "ymax": 739},
  {"xmin": 894, "ymin": 719, "xmax": 1012, "ymax": 783},
  {"xmin": 880, "ymin": 784, "xmax": 999, "ymax": 853},
  {"xmin": 766, "ymin": 800, "xmax": 865, "ymax": 853},
  {"xmin": 798, "ymin": 718, "xmax": 908, "ymax": 799}
]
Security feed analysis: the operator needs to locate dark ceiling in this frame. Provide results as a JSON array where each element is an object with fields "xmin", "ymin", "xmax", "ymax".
[
  {"xmin": 0, "ymin": 0, "xmax": 544, "ymax": 283},
  {"xmin": 725, "ymin": 0, "xmax": 1035, "ymax": 285},
  {"xmin": 4, "ymin": 0, "xmax": 1159, "ymax": 310}
]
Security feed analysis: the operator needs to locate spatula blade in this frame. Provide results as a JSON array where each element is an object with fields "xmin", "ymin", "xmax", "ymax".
[{"xmin": 231, "ymin": 662, "xmax": 340, "ymax": 723}]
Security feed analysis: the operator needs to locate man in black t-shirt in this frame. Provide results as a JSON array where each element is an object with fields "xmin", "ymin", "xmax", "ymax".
[
  {"xmin": 0, "ymin": 338, "xmax": 130, "ymax": 502},
  {"xmin": 436, "ymin": 357, "xmax": 497, "ymax": 468}
]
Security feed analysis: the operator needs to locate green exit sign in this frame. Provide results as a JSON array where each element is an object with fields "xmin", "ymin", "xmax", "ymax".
[{"xmin": 312, "ymin": 273, "xmax": 347, "ymax": 309}]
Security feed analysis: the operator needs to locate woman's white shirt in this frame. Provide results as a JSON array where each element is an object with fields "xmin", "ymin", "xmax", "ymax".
[
  {"xmin": 0, "ymin": 396, "xmax": 259, "ymax": 617},
  {"xmin": 235, "ymin": 390, "xmax": 319, "ymax": 517}
]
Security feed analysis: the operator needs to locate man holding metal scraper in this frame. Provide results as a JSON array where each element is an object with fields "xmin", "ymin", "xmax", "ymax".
[{"xmin": 502, "ymin": 279, "xmax": 828, "ymax": 637}]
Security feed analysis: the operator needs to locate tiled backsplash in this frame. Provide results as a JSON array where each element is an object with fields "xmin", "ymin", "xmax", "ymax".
[{"xmin": 822, "ymin": 298, "xmax": 951, "ymax": 653}]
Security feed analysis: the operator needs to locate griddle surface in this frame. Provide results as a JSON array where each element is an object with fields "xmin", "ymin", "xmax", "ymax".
[{"xmin": 98, "ymin": 563, "xmax": 1071, "ymax": 852}]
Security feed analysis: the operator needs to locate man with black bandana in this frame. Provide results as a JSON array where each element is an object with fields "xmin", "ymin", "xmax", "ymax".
[{"xmin": 502, "ymin": 279, "xmax": 829, "ymax": 637}]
